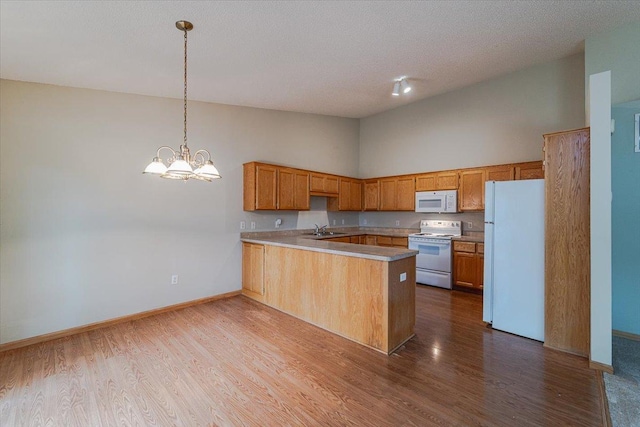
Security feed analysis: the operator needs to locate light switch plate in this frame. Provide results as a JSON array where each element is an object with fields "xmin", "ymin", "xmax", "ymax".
[{"xmin": 400, "ymin": 272, "xmax": 407, "ymax": 282}]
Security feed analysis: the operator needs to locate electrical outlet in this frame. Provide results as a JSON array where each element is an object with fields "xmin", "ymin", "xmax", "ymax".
[
  {"xmin": 250, "ymin": 221, "xmax": 256, "ymax": 230},
  {"xmin": 400, "ymin": 272, "xmax": 407, "ymax": 282},
  {"xmin": 171, "ymin": 275, "xmax": 179, "ymax": 285},
  {"xmin": 467, "ymin": 221, "xmax": 473, "ymax": 229},
  {"xmin": 332, "ymin": 219, "xmax": 336, "ymax": 225},
  {"xmin": 240, "ymin": 221, "xmax": 246, "ymax": 230},
  {"xmin": 342, "ymin": 219, "xmax": 345, "ymax": 225},
  {"xmin": 363, "ymin": 219, "xmax": 367, "ymax": 225},
  {"xmin": 395, "ymin": 220, "xmax": 400, "ymax": 226},
  {"xmin": 275, "ymin": 218, "xmax": 282, "ymax": 228}
]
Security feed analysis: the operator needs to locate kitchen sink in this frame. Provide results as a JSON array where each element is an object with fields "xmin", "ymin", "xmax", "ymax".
[{"xmin": 305, "ymin": 232, "xmax": 348, "ymax": 237}]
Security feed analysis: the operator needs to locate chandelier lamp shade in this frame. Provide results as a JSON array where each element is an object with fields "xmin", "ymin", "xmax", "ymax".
[{"xmin": 143, "ymin": 20, "xmax": 221, "ymax": 182}]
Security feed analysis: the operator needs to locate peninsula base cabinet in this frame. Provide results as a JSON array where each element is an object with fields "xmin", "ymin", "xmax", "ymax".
[{"xmin": 241, "ymin": 244, "xmax": 416, "ymax": 354}]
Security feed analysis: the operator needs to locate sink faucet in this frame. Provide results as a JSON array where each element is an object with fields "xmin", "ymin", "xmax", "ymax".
[
  {"xmin": 314, "ymin": 224, "xmax": 320, "ymax": 234},
  {"xmin": 320, "ymin": 225, "xmax": 328, "ymax": 233}
]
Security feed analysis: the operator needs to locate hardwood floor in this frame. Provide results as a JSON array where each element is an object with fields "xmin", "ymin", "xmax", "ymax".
[{"xmin": 0, "ymin": 286, "xmax": 603, "ymax": 426}]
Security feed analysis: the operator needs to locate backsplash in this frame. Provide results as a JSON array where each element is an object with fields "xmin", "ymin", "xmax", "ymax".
[
  {"xmin": 359, "ymin": 211, "xmax": 486, "ymax": 234},
  {"xmin": 241, "ymin": 196, "xmax": 485, "ymax": 234}
]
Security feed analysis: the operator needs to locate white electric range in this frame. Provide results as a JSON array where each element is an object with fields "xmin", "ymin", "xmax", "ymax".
[{"xmin": 408, "ymin": 220, "xmax": 461, "ymax": 289}]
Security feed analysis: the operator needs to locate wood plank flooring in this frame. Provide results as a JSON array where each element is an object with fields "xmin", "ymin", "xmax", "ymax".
[{"xmin": 0, "ymin": 286, "xmax": 603, "ymax": 426}]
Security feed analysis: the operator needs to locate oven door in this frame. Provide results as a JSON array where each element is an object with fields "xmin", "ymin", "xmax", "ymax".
[{"xmin": 409, "ymin": 239, "xmax": 452, "ymax": 273}]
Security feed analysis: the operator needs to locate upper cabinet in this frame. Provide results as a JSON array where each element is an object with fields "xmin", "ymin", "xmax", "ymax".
[
  {"xmin": 328, "ymin": 178, "xmax": 362, "ymax": 211},
  {"xmin": 485, "ymin": 165, "xmax": 514, "ymax": 182},
  {"xmin": 243, "ymin": 162, "xmax": 309, "ymax": 211},
  {"xmin": 379, "ymin": 176, "xmax": 415, "ymax": 211},
  {"xmin": 415, "ymin": 171, "xmax": 458, "ymax": 191},
  {"xmin": 278, "ymin": 168, "xmax": 310, "ymax": 210},
  {"xmin": 363, "ymin": 179, "xmax": 380, "ymax": 211},
  {"xmin": 515, "ymin": 161, "xmax": 544, "ymax": 180},
  {"xmin": 458, "ymin": 169, "xmax": 485, "ymax": 211},
  {"xmin": 309, "ymin": 172, "xmax": 339, "ymax": 196},
  {"xmin": 244, "ymin": 159, "xmax": 545, "ymax": 212},
  {"xmin": 244, "ymin": 162, "xmax": 278, "ymax": 210}
]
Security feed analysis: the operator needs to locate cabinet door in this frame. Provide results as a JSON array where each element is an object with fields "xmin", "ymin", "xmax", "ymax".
[
  {"xmin": 309, "ymin": 173, "xmax": 325, "ymax": 193},
  {"xmin": 415, "ymin": 173, "xmax": 437, "ymax": 191},
  {"xmin": 515, "ymin": 161, "xmax": 544, "ymax": 180},
  {"xmin": 485, "ymin": 165, "xmax": 514, "ymax": 182},
  {"xmin": 396, "ymin": 177, "xmax": 415, "ymax": 211},
  {"xmin": 325, "ymin": 176, "xmax": 339, "ymax": 194},
  {"xmin": 365, "ymin": 235, "xmax": 377, "ymax": 246},
  {"xmin": 459, "ymin": 169, "xmax": 485, "ymax": 211},
  {"xmin": 242, "ymin": 243, "xmax": 264, "ymax": 296},
  {"xmin": 363, "ymin": 180, "xmax": 379, "ymax": 211},
  {"xmin": 379, "ymin": 179, "xmax": 397, "ymax": 210},
  {"xmin": 436, "ymin": 171, "xmax": 459, "ymax": 190},
  {"xmin": 350, "ymin": 180, "xmax": 363, "ymax": 211},
  {"xmin": 293, "ymin": 170, "xmax": 310, "ymax": 210},
  {"xmin": 277, "ymin": 168, "xmax": 296, "ymax": 210},
  {"xmin": 255, "ymin": 164, "xmax": 278, "ymax": 210},
  {"xmin": 338, "ymin": 179, "xmax": 351, "ymax": 210},
  {"xmin": 454, "ymin": 251, "xmax": 477, "ymax": 288}
]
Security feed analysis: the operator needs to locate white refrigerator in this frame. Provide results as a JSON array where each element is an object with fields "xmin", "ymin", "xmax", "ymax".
[{"xmin": 483, "ymin": 179, "xmax": 545, "ymax": 341}]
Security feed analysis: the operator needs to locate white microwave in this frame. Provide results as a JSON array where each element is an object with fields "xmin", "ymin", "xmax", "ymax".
[{"xmin": 415, "ymin": 190, "xmax": 458, "ymax": 213}]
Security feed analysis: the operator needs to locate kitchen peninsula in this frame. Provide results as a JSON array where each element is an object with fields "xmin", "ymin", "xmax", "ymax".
[{"xmin": 241, "ymin": 230, "xmax": 418, "ymax": 354}]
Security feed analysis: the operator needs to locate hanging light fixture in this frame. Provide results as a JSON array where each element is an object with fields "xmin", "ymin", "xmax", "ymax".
[
  {"xmin": 143, "ymin": 20, "xmax": 221, "ymax": 181},
  {"xmin": 400, "ymin": 78, "xmax": 412, "ymax": 94}
]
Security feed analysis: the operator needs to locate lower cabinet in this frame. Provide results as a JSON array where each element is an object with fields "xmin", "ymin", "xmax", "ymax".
[
  {"xmin": 326, "ymin": 234, "xmax": 407, "ymax": 248},
  {"xmin": 375, "ymin": 236, "xmax": 408, "ymax": 248},
  {"xmin": 453, "ymin": 241, "xmax": 483, "ymax": 291},
  {"xmin": 242, "ymin": 242, "xmax": 265, "ymax": 298}
]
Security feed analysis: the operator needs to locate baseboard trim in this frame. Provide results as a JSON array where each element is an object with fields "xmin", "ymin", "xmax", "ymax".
[
  {"xmin": 0, "ymin": 291, "xmax": 241, "ymax": 353},
  {"xmin": 596, "ymin": 370, "xmax": 613, "ymax": 427},
  {"xmin": 589, "ymin": 360, "xmax": 614, "ymax": 374},
  {"xmin": 613, "ymin": 329, "xmax": 640, "ymax": 341}
]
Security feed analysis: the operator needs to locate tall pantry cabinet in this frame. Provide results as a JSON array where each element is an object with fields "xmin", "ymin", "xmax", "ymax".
[{"xmin": 543, "ymin": 128, "xmax": 591, "ymax": 358}]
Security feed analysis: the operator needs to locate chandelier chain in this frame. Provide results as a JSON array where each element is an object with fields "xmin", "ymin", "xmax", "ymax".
[{"xmin": 183, "ymin": 27, "xmax": 188, "ymax": 146}]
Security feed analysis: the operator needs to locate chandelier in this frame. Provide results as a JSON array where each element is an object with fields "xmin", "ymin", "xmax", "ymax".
[{"xmin": 143, "ymin": 21, "xmax": 221, "ymax": 181}]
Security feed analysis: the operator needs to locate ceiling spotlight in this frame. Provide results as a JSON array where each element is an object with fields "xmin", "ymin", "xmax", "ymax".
[
  {"xmin": 392, "ymin": 81, "xmax": 401, "ymax": 96},
  {"xmin": 400, "ymin": 79, "xmax": 412, "ymax": 94}
]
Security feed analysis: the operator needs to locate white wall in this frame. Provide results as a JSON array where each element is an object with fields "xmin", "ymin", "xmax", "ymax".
[
  {"xmin": 359, "ymin": 54, "xmax": 585, "ymax": 178},
  {"xmin": 0, "ymin": 80, "xmax": 360, "ymax": 343}
]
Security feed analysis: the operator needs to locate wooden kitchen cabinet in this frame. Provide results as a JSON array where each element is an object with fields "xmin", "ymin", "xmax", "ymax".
[
  {"xmin": 458, "ymin": 169, "xmax": 485, "ymax": 211},
  {"xmin": 376, "ymin": 236, "xmax": 408, "ymax": 248},
  {"xmin": 363, "ymin": 179, "xmax": 380, "ymax": 210},
  {"xmin": 242, "ymin": 242, "xmax": 265, "ymax": 298},
  {"xmin": 278, "ymin": 168, "xmax": 310, "ymax": 210},
  {"xmin": 243, "ymin": 162, "xmax": 278, "ymax": 210},
  {"xmin": 328, "ymin": 178, "xmax": 362, "ymax": 211},
  {"xmin": 415, "ymin": 171, "xmax": 458, "ymax": 191},
  {"xmin": 485, "ymin": 165, "xmax": 514, "ymax": 182},
  {"xmin": 515, "ymin": 161, "xmax": 544, "ymax": 180},
  {"xmin": 309, "ymin": 172, "xmax": 339, "ymax": 195},
  {"xmin": 365, "ymin": 235, "xmax": 378, "ymax": 246},
  {"xmin": 379, "ymin": 176, "xmax": 415, "ymax": 211},
  {"xmin": 453, "ymin": 241, "xmax": 483, "ymax": 291},
  {"xmin": 543, "ymin": 128, "xmax": 590, "ymax": 357}
]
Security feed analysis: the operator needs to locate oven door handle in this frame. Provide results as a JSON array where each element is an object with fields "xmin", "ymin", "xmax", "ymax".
[{"xmin": 411, "ymin": 241, "xmax": 451, "ymax": 247}]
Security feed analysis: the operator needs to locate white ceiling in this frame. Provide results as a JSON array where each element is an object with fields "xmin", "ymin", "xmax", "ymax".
[{"xmin": 1, "ymin": 1, "xmax": 639, "ymax": 119}]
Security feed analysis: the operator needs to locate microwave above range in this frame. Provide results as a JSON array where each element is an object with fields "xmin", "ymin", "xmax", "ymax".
[{"xmin": 415, "ymin": 190, "xmax": 458, "ymax": 213}]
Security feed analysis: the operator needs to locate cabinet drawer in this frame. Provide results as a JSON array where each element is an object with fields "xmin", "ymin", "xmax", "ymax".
[
  {"xmin": 477, "ymin": 243, "xmax": 484, "ymax": 254},
  {"xmin": 392, "ymin": 237, "xmax": 408, "ymax": 248},
  {"xmin": 453, "ymin": 241, "xmax": 476, "ymax": 253},
  {"xmin": 376, "ymin": 236, "xmax": 393, "ymax": 246}
]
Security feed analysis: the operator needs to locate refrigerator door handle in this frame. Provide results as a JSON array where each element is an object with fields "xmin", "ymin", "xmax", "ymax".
[{"xmin": 484, "ymin": 221, "xmax": 494, "ymax": 224}]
